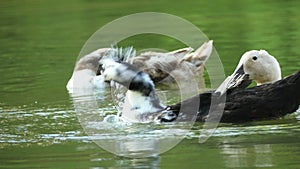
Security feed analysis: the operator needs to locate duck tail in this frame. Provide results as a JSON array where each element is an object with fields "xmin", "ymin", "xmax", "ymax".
[
  {"xmin": 293, "ymin": 70, "xmax": 300, "ymax": 104},
  {"xmin": 280, "ymin": 70, "xmax": 300, "ymax": 85},
  {"xmin": 181, "ymin": 40, "xmax": 213, "ymax": 67},
  {"xmin": 291, "ymin": 70, "xmax": 300, "ymax": 83},
  {"xmin": 287, "ymin": 70, "xmax": 300, "ymax": 92},
  {"xmin": 275, "ymin": 70, "xmax": 300, "ymax": 105}
]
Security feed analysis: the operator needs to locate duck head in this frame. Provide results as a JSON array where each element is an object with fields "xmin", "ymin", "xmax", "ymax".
[
  {"xmin": 216, "ymin": 50, "xmax": 281, "ymax": 95},
  {"xmin": 236, "ymin": 50, "xmax": 281, "ymax": 85},
  {"xmin": 101, "ymin": 59, "xmax": 155, "ymax": 96},
  {"xmin": 101, "ymin": 59, "xmax": 166, "ymax": 120}
]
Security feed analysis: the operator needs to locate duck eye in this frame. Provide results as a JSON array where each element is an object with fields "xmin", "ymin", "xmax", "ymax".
[{"xmin": 252, "ymin": 56, "xmax": 258, "ymax": 61}]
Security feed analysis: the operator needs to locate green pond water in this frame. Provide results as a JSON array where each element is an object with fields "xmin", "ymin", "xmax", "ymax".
[{"xmin": 1, "ymin": 0, "xmax": 300, "ymax": 168}]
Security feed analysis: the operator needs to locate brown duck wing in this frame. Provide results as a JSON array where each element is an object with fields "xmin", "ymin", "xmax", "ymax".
[
  {"xmin": 132, "ymin": 48, "xmax": 193, "ymax": 82},
  {"xmin": 132, "ymin": 41, "xmax": 213, "ymax": 83}
]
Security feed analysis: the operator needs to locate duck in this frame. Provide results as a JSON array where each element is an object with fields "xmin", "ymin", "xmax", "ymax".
[
  {"xmin": 101, "ymin": 49, "xmax": 300, "ymax": 123},
  {"xmin": 170, "ymin": 49, "xmax": 299, "ymax": 123},
  {"xmin": 215, "ymin": 50, "xmax": 281, "ymax": 95},
  {"xmin": 66, "ymin": 41, "xmax": 213, "ymax": 93}
]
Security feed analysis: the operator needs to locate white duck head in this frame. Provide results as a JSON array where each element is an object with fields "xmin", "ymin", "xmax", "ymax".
[
  {"xmin": 216, "ymin": 50, "xmax": 281, "ymax": 95},
  {"xmin": 235, "ymin": 50, "xmax": 281, "ymax": 85}
]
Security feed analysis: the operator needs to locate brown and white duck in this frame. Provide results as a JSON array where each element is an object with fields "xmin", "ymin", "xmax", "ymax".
[{"xmin": 66, "ymin": 41, "xmax": 213, "ymax": 93}]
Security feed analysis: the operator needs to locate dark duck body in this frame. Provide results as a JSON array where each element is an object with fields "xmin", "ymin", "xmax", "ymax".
[
  {"xmin": 167, "ymin": 70, "xmax": 300, "ymax": 123},
  {"xmin": 222, "ymin": 71, "xmax": 300, "ymax": 122},
  {"xmin": 101, "ymin": 49, "xmax": 300, "ymax": 123}
]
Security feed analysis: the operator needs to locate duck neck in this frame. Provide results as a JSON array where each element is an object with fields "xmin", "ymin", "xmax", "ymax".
[
  {"xmin": 126, "ymin": 90, "xmax": 165, "ymax": 114},
  {"xmin": 125, "ymin": 72, "xmax": 166, "ymax": 113}
]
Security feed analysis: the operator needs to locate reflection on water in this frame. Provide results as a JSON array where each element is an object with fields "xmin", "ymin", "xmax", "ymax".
[
  {"xmin": 221, "ymin": 142, "xmax": 273, "ymax": 168},
  {"xmin": 254, "ymin": 144, "xmax": 273, "ymax": 167},
  {"xmin": 91, "ymin": 156, "xmax": 161, "ymax": 169}
]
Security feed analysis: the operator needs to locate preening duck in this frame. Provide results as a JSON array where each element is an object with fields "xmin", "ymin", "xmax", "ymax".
[
  {"xmin": 101, "ymin": 49, "xmax": 300, "ymax": 123},
  {"xmin": 66, "ymin": 41, "xmax": 213, "ymax": 92},
  {"xmin": 172, "ymin": 49, "xmax": 299, "ymax": 123},
  {"xmin": 215, "ymin": 50, "xmax": 281, "ymax": 95}
]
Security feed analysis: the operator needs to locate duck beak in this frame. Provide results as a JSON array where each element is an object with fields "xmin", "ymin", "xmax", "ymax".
[{"xmin": 215, "ymin": 65, "xmax": 248, "ymax": 96}]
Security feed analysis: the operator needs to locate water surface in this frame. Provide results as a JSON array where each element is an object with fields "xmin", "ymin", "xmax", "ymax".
[{"xmin": 1, "ymin": 0, "xmax": 300, "ymax": 168}]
